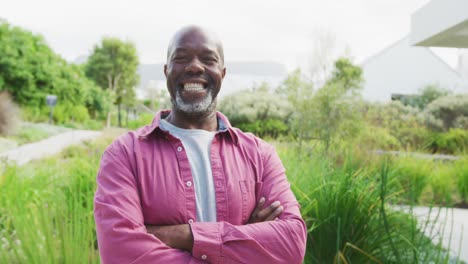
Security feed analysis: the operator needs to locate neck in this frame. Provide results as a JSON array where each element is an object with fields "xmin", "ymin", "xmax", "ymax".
[{"xmin": 165, "ymin": 109, "xmax": 218, "ymax": 131}]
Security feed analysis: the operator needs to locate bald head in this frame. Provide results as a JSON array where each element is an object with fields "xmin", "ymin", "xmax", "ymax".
[{"xmin": 166, "ymin": 25, "xmax": 224, "ymax": 66}]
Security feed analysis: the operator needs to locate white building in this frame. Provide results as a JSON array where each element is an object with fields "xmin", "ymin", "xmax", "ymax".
[
  {"xmin": 361, "ymin": 0, "xmax": 468, "ymax": 102},
  {"xmin": 361, "ymin": 36, "xmax": 467, "ymax": 102}
]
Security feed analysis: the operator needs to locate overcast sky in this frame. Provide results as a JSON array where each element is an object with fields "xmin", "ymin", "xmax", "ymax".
[{"xmin": 0, "ymin": 0, "xmax": 459, "ymax": 70}]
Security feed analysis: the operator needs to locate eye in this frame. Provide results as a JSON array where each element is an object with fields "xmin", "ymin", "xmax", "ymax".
[
  {"xmin": 203, "ymin": 57, "xmax": 217, "ymax": 64},
  {"xmin": 173, "ymin": 56, "xmax": 188, "ymax": 63}
]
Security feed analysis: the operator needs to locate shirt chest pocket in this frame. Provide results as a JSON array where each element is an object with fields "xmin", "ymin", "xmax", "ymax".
[{"xmin": 239, "ymin": 180, "xmax": 263, "ymax": 224}]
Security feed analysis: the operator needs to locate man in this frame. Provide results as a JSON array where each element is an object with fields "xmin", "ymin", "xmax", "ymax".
[{"xmin": 94, "ymin": 26, "xmax": 307, "ymax": 264}]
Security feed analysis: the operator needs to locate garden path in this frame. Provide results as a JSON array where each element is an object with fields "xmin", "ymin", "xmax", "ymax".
[
  {"xmin": 0, "ymin": 130, "xmax": 102, "ymax": 166},
  {"xmin": 400, "ymin": 206, "xmax": 468, "ymax": 263}
]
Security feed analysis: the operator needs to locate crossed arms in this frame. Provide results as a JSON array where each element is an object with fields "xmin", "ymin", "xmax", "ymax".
[{"xmin": 94, "ymin": 143, "xmax": 306, "ymax": 264}]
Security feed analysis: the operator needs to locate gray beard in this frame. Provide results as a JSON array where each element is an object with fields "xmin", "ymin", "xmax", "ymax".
[{"xmin": 173, "ymin": 90, "xmax": 216, "ymax": 114}]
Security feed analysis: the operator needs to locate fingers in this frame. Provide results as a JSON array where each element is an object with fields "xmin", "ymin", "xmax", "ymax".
[
  {"xmin": 248, "ymin": 197, "xmax": 267, "ymax": 223},
  {"xmin": 264, "ymin": 204, "xmax": 284, "ymax": 221},
  {"xmin": 249, "ymin": 199, "xmax": 284, "ymax": 223},
  {"xmin": 252, "ymin": 197, "xmax": 266, "ymax": 216}
]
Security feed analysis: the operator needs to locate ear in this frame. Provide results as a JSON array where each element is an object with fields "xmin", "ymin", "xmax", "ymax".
[
  {"xmin": 164, "ymin": 64, "xmax": 168, "ymax": 78},
  {"xmin": 221, "ymin": 67, "xmax": 226, "ymax": 79}
]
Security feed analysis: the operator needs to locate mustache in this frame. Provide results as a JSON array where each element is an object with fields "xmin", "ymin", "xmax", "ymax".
[{"xmin": 179, "ymin": 73, "xmax": 211, "ymax": 83}]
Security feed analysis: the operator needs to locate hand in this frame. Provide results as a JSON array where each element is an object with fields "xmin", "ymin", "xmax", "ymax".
[
  {"xmin": 146, "ymin": 224, "xmax": 193, "ymax": 252},
  {"xmin": 248, "ymin": 197, "xmax": 284, "ymax": 224}
]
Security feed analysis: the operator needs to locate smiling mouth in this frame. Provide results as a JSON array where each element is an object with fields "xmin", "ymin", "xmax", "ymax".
[{"xmin": 183, "ymin": 83, "xmax": 206, "ymax": 92}]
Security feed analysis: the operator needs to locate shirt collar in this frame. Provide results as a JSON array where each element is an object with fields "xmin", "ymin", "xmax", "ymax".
[{"xmin": 137, "ymin": 110, "xmax": 239, "ymax": 144}]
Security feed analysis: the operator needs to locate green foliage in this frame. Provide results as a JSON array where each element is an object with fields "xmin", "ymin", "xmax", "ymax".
[
  {"xmin": 280, "ymin": 146, "xmax": 454, "ymax": 263},
  {"xmin": 455, "ymin": 158, "xmax": 468, "ymax": 203},
  {"xmin": 278, "ymin": 57, "xmax": 364, "ymax": 151},
  {"xmin": 85, "ymin": 37, "xmax": 140, "ymax": 126},
  {"xmin": 0, "ymin": 140, "xmax": 107, "ymax": 263},
  {"xmin": 276, "ymin": 69, "xmax": 315, "ymax": 144},
  {"xmin": 127, "ymin": 113, "xmax": 155, "ymax": 130},
  {"xmin": 0, "ymin": 21, "xmax": 101, "ymax": 112},
  {"xmin": 426, "ymin": 129, "xmax": 468, "ymax": 154},
  {"xmin": 52, "ymin": 102, "xmax": 90, "ymax": 124},
  {"xmin": 415, "ymin": 85, "xmax": 451, "ymax": 110},
  {"xmin": 355, "ymin": 125, "xmax": 401, "ymax": 150},
  {"xmin": 0, "ymin": 132, "xmax": 464, "ymax": 263},
  {"xmin": 0, "ymin": 92, "xmax": 19, "ymax": 136},
  {"xmin": 219, "ymin": 83, "xmax": 291, "ymax": 138},
  {"xmin": 20, "ymin": 106, "xmax": 50, "ymax": 123},
  {"xmin": 392, "ymin": 156, "xmax": 432, "ymax": 203},
  {"xmin": 424, "ymin": 94, "xmax": 468, "ymax": 132},
  {"xmin": 85, "ymin": 84, "xmax": 114, "ymax": 119},
  {"xmin": 329, "ymin": 57, "xmax": 363, "ymax": 91},
  {"xmin": 6, "ymin": 123, "xmax": 70, "ymax": 145},
  {"xmin": 364, "ymin": 101, "xmax": 429, "ymax": 150},
  {"xmin": 430, "ymin": 165, "xmax": 455, "ymax": 205},
  {"xmin": 237, "ymin": 119, "xmax": 289, "ymax": 138},
  {"xmin": 393, "ymin": 85, "xmax": 451, "ymax": 110}
]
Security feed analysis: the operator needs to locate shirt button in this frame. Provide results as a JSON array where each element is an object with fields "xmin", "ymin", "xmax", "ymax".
[
  {"xmin": 201, "ymin": 255, "xmax": 207, "ymax": 260},
  {"xmin": 186, "ymin": 181, "xmax": 192, "ymax": 187},
  {"xmin": 188, "ymin": 219, "xmax": 194, "ymax": 224},
  {"xmin": 177, "ymin": 146, "xmax": 183, "ymax": 152}
]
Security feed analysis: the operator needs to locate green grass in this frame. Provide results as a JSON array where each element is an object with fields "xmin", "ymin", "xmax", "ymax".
[
  {"xmin": 3, "ymin": 123, "xmax": 71, "ymax": 147},
  {"xmin": 0, "ymin": 136, "xmax": 465, "ymax": 263},
  {"xmin": 279, "ymin": 146, "xmax": 462, "ymax": 263},
  {"xmin": 0, "ymin": 141, "xmax": 107, "ymax": 263}
]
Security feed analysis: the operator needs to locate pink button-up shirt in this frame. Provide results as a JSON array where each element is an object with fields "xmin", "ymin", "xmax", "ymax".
[{"xmin": 94, "ymin": 111, "xmax": 307, "ymax": 264}]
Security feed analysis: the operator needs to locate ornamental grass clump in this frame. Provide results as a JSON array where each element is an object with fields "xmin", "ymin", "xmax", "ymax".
[
  {"xmin": 455, "ymin": 158, "xmax": 468, "ymax": 207},
  {"xmin": 0, "ymin": 140, "xmax": 104, "ymax": 263},
  {"xmin": 391, "ymin": 156, "xmax": 433, "ymax": 204},
  {"xmin": 279, "ymin": 146, "xmax": 455, "ymax": 263},
  {"xmin": 429, "ymin": 163, "xmax": 456, "ymax": 206}
]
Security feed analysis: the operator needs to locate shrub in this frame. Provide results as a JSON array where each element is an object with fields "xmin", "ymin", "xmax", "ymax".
[
  {"xmin": 219, "ymin": 84, "xmax": 292, "ymax": 138},
  {"xmin": 71, "ymin": 105, "xmax": 90, "ymax": 123},
  {"xmin": 425, "ymin": 94, "xmax": 468, "ymax": 131},
  {"xmin": 0, "ymin": 92, "xmax": 19, "ymax": 136},
  {"xmin": 396, "ymin": 84, "xmax": 451, "ymax": 110},
  {"xmin": 237, "ymin": 119, "xmax": 289, "ymax": 138},
  {"xmin": 426, "ymin": 129, "xmax": 468, "ymax": 154},
  {"xmin": 82, "ymin": 119, "xmax": 104, "ymax": 131},
  {"xmin": 20, "ymin": 106, "xmax": 49, "ymax": 123},
  {"xmin": 364, "ymin": 101, "xmax": 428, "ymax": 150},
  {"xmin": 356, "ymin": 125, "xmax": 401, "ymax": 150}
]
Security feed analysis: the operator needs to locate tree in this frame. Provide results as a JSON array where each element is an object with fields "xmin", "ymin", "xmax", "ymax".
[
  {"xmin": 0, "ymin": 21, "xmax": 95, "ymax": 108},
  {"xmin": 276, "ymin": 70, "xmax": 315, "ymax": 147},
  {"xmin": 278, "ymin": 57, "xmax": 364, "ymax": 152},
  {"xmin": 312, "ymin": 57, "xmax": 364, "ymax": 151},
  {"xmin": 85, "ymin": 37, "xmax": 139, "ymax": 127}
]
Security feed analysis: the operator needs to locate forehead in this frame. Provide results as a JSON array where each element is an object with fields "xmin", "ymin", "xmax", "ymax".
[{"xmin": 169, "ymin": 30, "xmax": 221, "ymax": 55}]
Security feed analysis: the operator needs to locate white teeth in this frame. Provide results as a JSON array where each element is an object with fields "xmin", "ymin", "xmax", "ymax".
[{"xmin": 183, "ymin": 83, "xmax": 204, "ymax": 91}]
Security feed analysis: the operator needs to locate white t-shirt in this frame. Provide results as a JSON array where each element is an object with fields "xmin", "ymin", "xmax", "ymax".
[{"xmin": 160, "ymin": 119, "xmax": 217, "ymax": 222}]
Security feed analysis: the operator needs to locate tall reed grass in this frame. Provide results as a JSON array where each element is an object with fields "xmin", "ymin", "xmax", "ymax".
[
  {"xmin": 0, "ymin": 143, "xmax": 103, "ymax": 263},
  {"xmin": 279, "ymin": 146, "xmax": 462, "ymax": 263},
  {"xmin": 0, "ymin": 136, "xmax": 464, "ymax": 263}
]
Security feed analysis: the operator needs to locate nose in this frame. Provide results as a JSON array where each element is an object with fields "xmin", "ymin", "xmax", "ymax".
[{"xmin": 185, "ymin": 57, "xmax": 204, "ymax": 74}]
